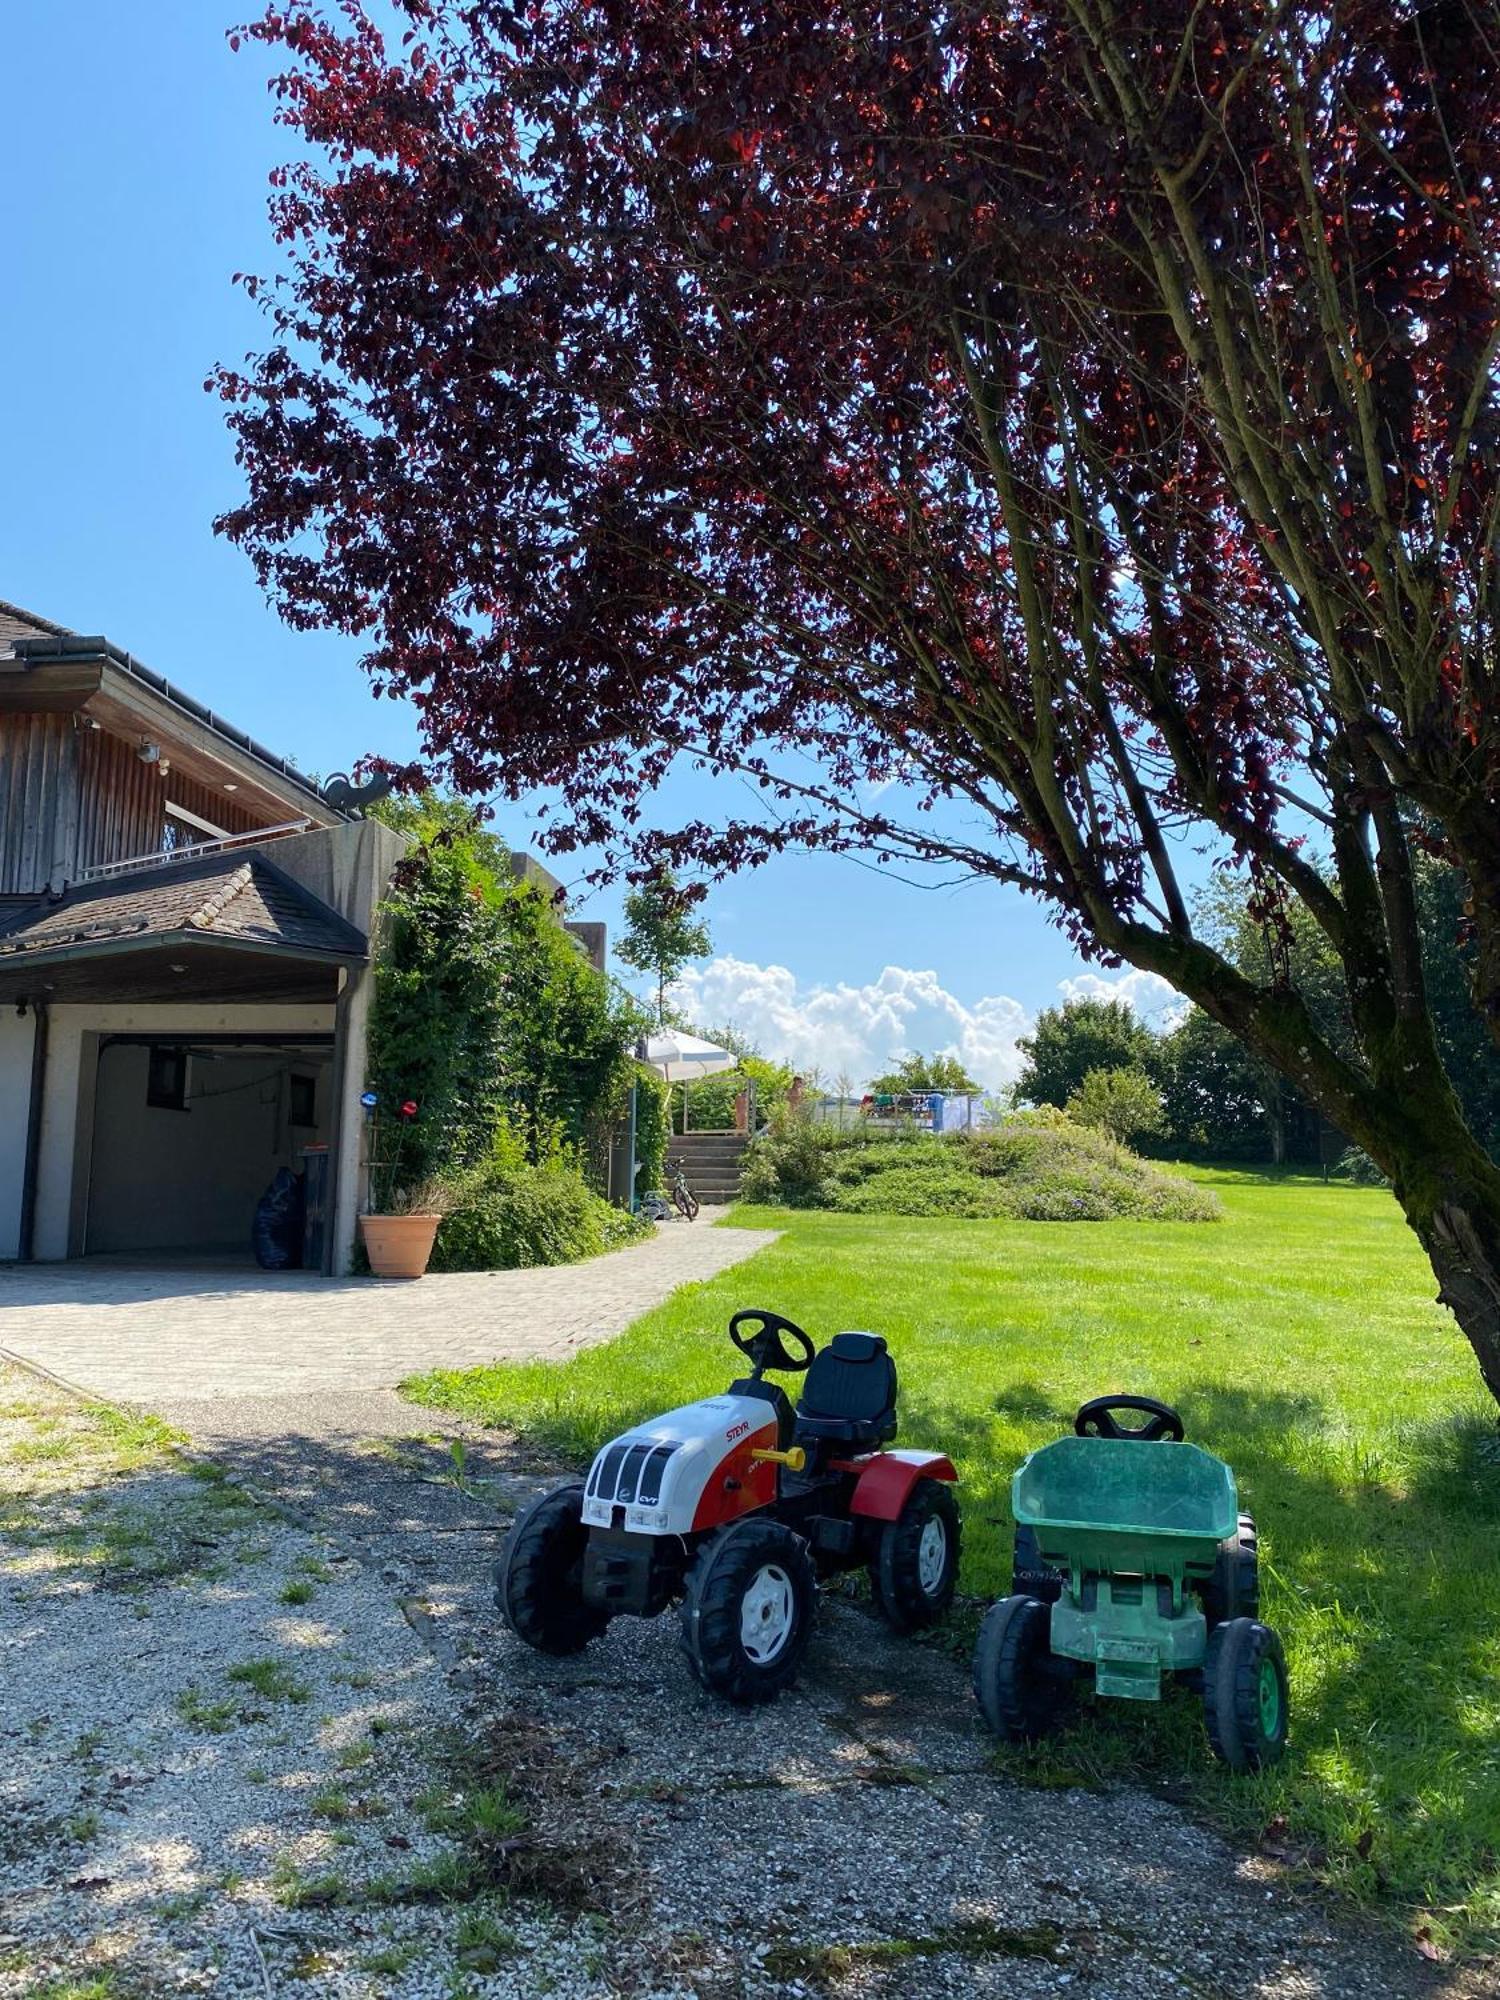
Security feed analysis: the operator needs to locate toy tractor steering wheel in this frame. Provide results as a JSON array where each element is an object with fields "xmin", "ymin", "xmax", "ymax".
[
  {"xmin": 729, "ymin": 1308, "xmax": 816, "ymax": 1375},
  {"xmin": 1074, "ymin": 1395, "xmax": 1185, "ymax": 1443}
]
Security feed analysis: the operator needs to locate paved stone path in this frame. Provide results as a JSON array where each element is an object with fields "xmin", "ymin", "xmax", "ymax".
[{"xmin": 0, "ymin": 1211, "xmax": 779, "ymax": 1405}]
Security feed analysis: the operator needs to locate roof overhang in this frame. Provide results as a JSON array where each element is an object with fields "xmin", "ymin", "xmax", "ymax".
[
  {"xmin": 0, "ymin": 931, "xmax": 358, "ymax": 1007},
  {"xmin": 2, "ymin": 636, "xmax": 346, "ymax": 830}
]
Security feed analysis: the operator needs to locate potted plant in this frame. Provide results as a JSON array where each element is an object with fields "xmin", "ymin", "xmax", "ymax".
[{"xmin": 358, "ymin": 1094, "xmax": 457, "ymax": 1279}]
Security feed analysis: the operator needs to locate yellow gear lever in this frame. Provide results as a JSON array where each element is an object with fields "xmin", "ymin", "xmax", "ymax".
[{"xmin": 750, "ymin": 1445, "xmax": 807, "ymax": 1472}]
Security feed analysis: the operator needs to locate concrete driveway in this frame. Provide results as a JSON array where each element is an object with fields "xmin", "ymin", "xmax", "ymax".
[{"xmin": 0, "ymin": 1212, "xmax": 778, "ymax": 1408}]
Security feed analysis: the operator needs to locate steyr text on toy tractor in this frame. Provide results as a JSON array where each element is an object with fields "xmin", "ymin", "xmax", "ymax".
[
  {"xmin": 974, "ymin": 1395, "xmax": 1288, "ymax": 1771},
  {"xmin": 495, "ymin": 1308, "xmax": 961, "ymax": 1703}
]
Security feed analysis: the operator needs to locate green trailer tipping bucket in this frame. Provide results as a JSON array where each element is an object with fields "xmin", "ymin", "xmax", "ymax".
[{"xmin": 1012, "ymin": 1436, "xmax": 1240, "ymax": 1699}]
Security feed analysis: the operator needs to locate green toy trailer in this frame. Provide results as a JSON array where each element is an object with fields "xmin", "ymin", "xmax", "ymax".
[{"xmin": 973, "ymin": 1396, "xmax": 1288, "ymax": 1770}]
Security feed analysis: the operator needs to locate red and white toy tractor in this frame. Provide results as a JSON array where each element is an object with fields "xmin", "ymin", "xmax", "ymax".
[{"xmin": 495, "ymin": 1308, "xmax": 961, "ymax": 1703}]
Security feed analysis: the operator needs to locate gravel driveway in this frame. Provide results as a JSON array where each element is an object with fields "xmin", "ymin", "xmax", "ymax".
[{"xmin": 1, "ymin": 1353, "xmax": 1482, "ymax": 2000}]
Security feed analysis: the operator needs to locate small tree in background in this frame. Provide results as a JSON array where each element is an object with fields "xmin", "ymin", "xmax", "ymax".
[
  {"xmin": 1068, "ymin": 1068, "xmax": 1168, "ymax": 1150},
  {"xmin": 867, "ymin": 1051, "xmax": 982, "ymax": 1095},
  {"xmin": 617, "ymin": 866, "xmax": 711, "ymax": 1026},
  {"xmin": 1016, "ymin": 1002, "xmax": 1160, "ymax": 1112}
]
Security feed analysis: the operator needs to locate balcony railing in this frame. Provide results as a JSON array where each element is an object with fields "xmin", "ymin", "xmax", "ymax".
[{"xmin": 76, "ymin": 818, "xmax": 313, "ymax": 884}]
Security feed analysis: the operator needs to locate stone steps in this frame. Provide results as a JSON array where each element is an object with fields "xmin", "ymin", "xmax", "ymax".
[{"xmin": 671, "ymin": 1130, "xmax": 750, "ymax": 1201}]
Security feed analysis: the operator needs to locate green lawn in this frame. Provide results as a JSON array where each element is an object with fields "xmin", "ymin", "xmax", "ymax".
[{"xmin": 407, "ymin": 1170, "xmax": 1500, "ymax": 1959}]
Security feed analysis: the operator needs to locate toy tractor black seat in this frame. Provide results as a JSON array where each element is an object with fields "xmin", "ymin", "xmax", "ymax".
[{"xmin": 793, "ymin": 1332, "xmax": 899, "ymax": 1451}]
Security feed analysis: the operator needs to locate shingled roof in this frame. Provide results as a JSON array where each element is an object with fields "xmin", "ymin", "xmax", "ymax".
[
  {"xmin": 0, "ymin": 597, "xmax": 73, "ymax": 649},
  {"xmin": 0, "ymin": 851, "xmax": 367, "ymax": 964}
]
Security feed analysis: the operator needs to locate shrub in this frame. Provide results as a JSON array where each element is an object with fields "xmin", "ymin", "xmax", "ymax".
[
  {"xmin": 1066, "ymin": 1065, "xmax": 1167, "ymax": 1145},
  {"xmin": 432, "ymin": 1149, "xmax": 650, "ymax": 1271},
  {"xmin": 835, "ymin": 1167, "xmax": 1009, "ymax": 1219},
  {"xmin": 1335, "ymin": 1145, "xmax": 1391, "ymax": 1187},
  {"xmin": 738, "ymin": 1116, "xmax": 1219, "ymax": 1223}
]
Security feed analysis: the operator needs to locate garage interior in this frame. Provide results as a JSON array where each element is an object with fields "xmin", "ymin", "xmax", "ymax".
[{"xmin": 82, "ymin": 1034, "xmax": 334, "ymax": 1262}]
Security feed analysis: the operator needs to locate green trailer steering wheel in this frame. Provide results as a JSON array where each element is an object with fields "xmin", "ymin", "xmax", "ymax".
[{"xmin": 1074, "ymin": 1395, "xmax": 1185, "ymax": 1442}]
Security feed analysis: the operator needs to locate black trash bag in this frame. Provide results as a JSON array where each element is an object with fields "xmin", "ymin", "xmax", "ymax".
[{"xmin": 252, "ymin": 1167, "xmax": 305, "ymax": 1270}]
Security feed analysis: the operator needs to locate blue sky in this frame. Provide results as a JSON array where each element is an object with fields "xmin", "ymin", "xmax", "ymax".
[{"xmin": 1, "ymin": 2, "xmax": 1180, "ymax": 1084}]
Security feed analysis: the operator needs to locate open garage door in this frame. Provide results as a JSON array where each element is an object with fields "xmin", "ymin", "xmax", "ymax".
[{"xmin": 83, "ymin": 1034, "xmax": 335, "ymax": 1262}]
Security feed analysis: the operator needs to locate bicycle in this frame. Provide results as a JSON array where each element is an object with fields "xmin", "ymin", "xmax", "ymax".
[{"xmin": 669, "ymin": 1157, "xmax": 700, "ymax": 1222}]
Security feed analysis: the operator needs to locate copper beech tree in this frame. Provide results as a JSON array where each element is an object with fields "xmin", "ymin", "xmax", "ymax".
[{"xmin": 216, "ymin": 1, "xmax": 1500, "ymax": 1400}]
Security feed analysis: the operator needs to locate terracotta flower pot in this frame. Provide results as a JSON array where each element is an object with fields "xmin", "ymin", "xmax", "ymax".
[{"xmin": 359, "ymin": 1212, "xmax": 441, "ymax": 1280}]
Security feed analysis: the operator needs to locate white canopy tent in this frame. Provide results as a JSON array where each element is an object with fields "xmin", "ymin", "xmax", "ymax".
[{"xmin": 640, "ymin": 1029, "xmax": 738, "ymax": 1083}]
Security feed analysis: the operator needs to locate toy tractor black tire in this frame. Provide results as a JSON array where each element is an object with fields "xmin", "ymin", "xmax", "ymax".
[
  {"xmin": 870, "ymin": 1478, "xmax": 961, "ymax": 1632},
  {"xmin": 1200, "ymin": 1513, "xmax": 1259, "ymax": 1628},
  {"xmin": 679, "ymin": 1517, "xmax": 817, "ymax": 1705},
  {"xmin": 1203, "ymin": 1616, "xmax": 1289, "ymax": 1771},
  {"xmin": 1010, "ymin": 1523, "xmax": 1064, "ymax": 1604},
  {"xmin": 972, "ymin": 1594, "xmax": 1075, "ymax": 1742},
  {"xmin": 495, "ymin": 1483, "xmax": 610, "ymax": 1656}
]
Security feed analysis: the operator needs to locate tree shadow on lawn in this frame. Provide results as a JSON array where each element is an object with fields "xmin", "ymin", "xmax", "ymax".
[{"xmin": 908, "ymin": 1373, "xmax": 1500, "ymax": 1953}]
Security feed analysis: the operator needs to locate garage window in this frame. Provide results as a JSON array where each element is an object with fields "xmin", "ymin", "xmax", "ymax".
[
  {"xmin": 288, "ymin": 1073, "xmax": 318, "ymax": 1128},
  {"xmin": 146, "ymin": 1045, "xmax": 190, "ymax": 1111}
]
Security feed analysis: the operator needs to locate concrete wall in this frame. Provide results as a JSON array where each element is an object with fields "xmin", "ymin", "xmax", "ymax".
[
  {"xmin": 0, "ymin": 1006, "xmax": 36, "ymax": 1258},
  {"xmin": 250, "ymin": 820, "xmax": 408, "ymax": 934},
  {"xmin": 86, "ymin": 1044, "xmax": 331, "ymax": 1254},
  {"xmin": 30, "ymin": 1003, "xmax": 336, "ymax": 1261}
]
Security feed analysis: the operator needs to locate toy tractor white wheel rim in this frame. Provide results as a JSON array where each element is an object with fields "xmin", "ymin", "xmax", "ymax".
[
  {"xmin": 739, "ymin": 1562, "xmax": 796, "ymax": 1664},
  {"xmin": 917, "ymin": 1515, "xmax": 948, "ymax": 1595}
]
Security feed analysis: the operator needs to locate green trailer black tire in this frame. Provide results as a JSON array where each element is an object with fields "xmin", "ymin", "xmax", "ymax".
[
  {"xmin": 1200, "ymin": 1513, "xmax": 1259, "ymax": 1628},
  {"xmin": 1203, "ymin": 1617, "xmax": 1289, "ymax": 1771},
  {"xmin": 1011, "ymin": 1523, "xmax": 1064, "ymax": 1604},
  {"xmin": 870, "ymin": 1478, "xmax": 961, "ymax": 1632},
  {"xmin": 495, "ymin": 1482, "xmax": 610, "ymax": 1656},
  {"xmin": 972, "ymin": 1594, "xmax": 1073, "ymax": 1742}
]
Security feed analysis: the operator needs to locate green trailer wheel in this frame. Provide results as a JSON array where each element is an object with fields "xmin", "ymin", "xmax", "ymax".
[
  {"xmin": 1203, "ymin": 1617, "xmax": 1289, "ymax": 1771},
  {"xmin": 972, "ymin": 1594, "xmax": 1075, "ymax": 1742}
]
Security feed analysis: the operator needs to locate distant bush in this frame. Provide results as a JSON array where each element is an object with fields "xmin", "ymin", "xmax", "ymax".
[
  {"xmin": 738, "ymin": 1117, "xmax": 1219, "ymax": 1223},
  {"xmin": 1334, "ymin": 1145, "xmax": 1391, "ymax": 1188}
]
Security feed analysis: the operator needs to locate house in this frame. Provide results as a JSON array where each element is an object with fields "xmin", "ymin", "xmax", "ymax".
[{"xmin": 0, "ymin": 599, "xmax": 406, "ymax": 1273}]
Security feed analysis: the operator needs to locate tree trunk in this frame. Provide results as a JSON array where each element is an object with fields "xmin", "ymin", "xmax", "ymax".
[
  {"xmin": 1368, "ymin": 1104, "xmax": 1500, "ymax": 1400},
  {"xmin": 1422, "ymin": 1210, "xmax": 1500, "ymax": 1407}
]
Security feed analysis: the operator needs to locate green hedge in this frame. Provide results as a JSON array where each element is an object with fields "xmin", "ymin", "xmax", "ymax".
[{"xmin": 432, "ymin": 1158, "xmax": 650, "ymax": 1271}]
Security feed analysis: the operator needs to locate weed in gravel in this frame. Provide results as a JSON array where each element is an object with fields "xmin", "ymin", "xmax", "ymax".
[
  {"xmin": 298, "ymin": 1556, "xmax": 336, "ymax": 1582},
  {"xmin": 226, "ymin": 1657, "xmax": 311, "ymax": 1704},
  {"xmin": 158, "ymin": 1889, "xmax": 210, "ymax": 1921},
  {"xmin": 63, "ymin": 1809, "xmax": 100, "ymax": 1844},
  {"xmin": 360, "ymin": 1942, "xmax": 418, "ymax": 1977},
  {"xmin": 272, "ymin": 1854, "xmax": 348, "ymax": 1909},
  {"xmin": 763, "ymin": 1921, "xmax": 1069, "ymax": 1989},
  {"xmin": 31, "ymin": 1978, "xmax": 129, "ymax": 2000},
  {"xmin": 335, "ymin": 1740, "xmax": 374, "ymax": 1770},
  {"xmin": 175, "ymin": 1687, "xmax": 237, "ymax": 1735},
  {"xmin": 279, "ymin": 1577, "xmax": 316, "ymax": 1606},
  {"xmin": 456, "ymin": 1902, "xmax": 518, "ymax": 1970},
  {"xmin": 337, "ymin": 1666, "xmax": 375, "ymax": 1690},
  {"xmin": 310, "ymin": 1785, "xmax": 351, "ymax": 1822},
  {"xmin": 70, "ymin": 1727, "xmax": 106, "ymax": 1763}
]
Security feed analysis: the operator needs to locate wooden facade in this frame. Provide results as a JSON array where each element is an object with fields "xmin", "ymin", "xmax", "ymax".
[{"xmin": 0, "ymin": 712, "xmax": 275, "ymax": 898}]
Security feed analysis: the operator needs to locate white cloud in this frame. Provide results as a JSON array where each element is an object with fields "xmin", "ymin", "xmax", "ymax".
[
  {"xmin": 668, "ymin": 955, "xmax": 1030, "ymax": 1091},
  {"xmin": 1056, "ymin": 968, "xmax": 1190, "ymax": 1027}
]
